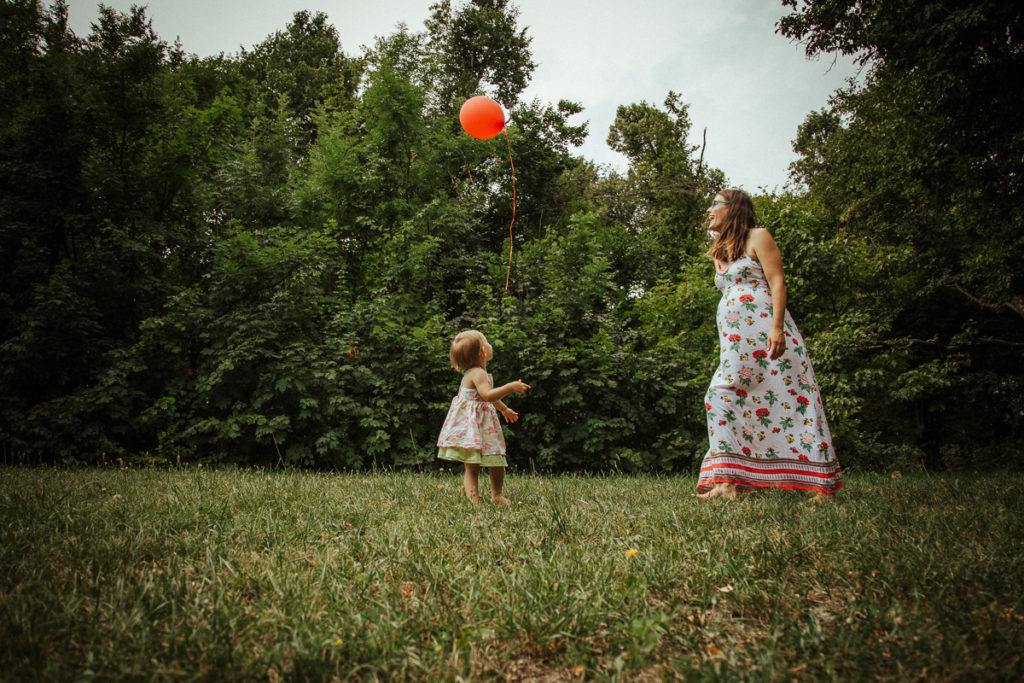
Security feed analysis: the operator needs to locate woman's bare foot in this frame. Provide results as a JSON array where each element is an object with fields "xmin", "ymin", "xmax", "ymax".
[
  {"xmin": 695, "ymin": 483, "xmax": 738, "ymax": 500},
  {"xmin": 808, "ymin": 492, "xmax": 833, "ymax": 504},
  {"xmin": 491, "ymin": 495, "xmax": 511, "ymax": 506}
]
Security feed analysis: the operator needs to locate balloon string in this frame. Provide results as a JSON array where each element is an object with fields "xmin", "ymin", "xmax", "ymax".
[{"xmin": 503, "ymin": 127, "xmax": 516, "ymax": 291}]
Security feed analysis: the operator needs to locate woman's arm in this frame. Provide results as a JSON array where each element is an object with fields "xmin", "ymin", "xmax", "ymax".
[{"xmin": 748, "ymin": 228, "xmax": 788, "ymax": 360}]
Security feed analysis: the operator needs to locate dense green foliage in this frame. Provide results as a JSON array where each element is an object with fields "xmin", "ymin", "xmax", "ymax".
[
  {"xmin": 778, "ymin": 0, "xmax": 1024, "ymax": 468},
  {"xmin": 3, "ymin": 468, "xmax": 1023, "ymax": 679},
  {"xmin": 0, "ymin": 0, "xmax": 1020, "ymax": 470}
]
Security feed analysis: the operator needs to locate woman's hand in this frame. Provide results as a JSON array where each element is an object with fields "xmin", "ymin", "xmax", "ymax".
[{"xmin": 767, "ymin": 328, "xmax": 787, "ymax": 360}]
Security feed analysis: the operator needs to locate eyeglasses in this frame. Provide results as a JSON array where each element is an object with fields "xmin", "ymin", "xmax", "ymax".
[{"xmin": 711, "ymin": 200, "xmax": 729, "ymax": 206}]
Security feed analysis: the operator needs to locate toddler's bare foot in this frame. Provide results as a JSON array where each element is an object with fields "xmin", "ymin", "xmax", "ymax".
[
  {"xmin": 695, "ymin": 483, "xmax": 738, "ymax": 500},
  {"xmin": 491, "ymin": 495, "xmax": 510, "ymax": 506},
  {"xmin": 461, "ymin": 486, "xmax": 481, "ymax": 504}
]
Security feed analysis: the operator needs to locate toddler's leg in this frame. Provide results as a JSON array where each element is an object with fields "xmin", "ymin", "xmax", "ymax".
[
  {"xmin": 462, "ymin": 464, "xmax": 481, "ymax": 503},
  {"xmin": 488, "ymin": 466, "xmax": 510, "ymax": 506}
]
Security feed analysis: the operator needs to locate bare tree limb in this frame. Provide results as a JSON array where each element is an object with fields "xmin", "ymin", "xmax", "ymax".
[
  {"xmin": 862, "ymin": 337, "xmax": 1024, "ymax": 353},
  {"xmin": 948, "ymin": 282, "xmax": 1024, "ymax": 321},
  {"xmin": 696, "ymin": 126, "xmax": 706, "ymax": 182}
]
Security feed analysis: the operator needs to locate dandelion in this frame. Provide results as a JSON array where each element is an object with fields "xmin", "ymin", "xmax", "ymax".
[
  {"xmin": 334, "ymin": 638, "xmax": 343, "ymax": 646},
  {"xmin": 625, "ymin": 548, "xmax": 637, "ymax": 557}
]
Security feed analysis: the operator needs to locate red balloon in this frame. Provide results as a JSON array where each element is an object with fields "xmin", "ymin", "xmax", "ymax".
[{"xmin": 459, "ymin": 96, "xmax": 506, "ymax": 139}]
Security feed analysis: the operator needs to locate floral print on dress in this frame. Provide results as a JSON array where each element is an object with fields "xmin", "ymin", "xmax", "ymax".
[
  {"xmin": 436, "ymin": 373, "xmax": 506, "ymax": 455},
  {"xmin": 696, "ymin": 254, "xmax": 842, "ymax": 494}
]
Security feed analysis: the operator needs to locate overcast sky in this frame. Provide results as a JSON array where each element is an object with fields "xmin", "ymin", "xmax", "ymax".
[{"xmin": 66, "ymin": 0, "xmax": 859, "ymax": 191}]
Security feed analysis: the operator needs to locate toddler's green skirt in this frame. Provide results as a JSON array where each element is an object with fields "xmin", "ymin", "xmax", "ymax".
[{"xmin": 437, "ymin": 446, "xmax": 507, "ymax": 468}]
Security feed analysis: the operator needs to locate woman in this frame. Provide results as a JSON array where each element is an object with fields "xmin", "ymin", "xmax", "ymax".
[{"xmin": 696, "ymin": 189, "xmax": 842, "ymax": 500}]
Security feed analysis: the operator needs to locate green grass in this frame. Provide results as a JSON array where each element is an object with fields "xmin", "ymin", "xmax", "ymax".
[{"xmin": 1, "ymin": 467, "xmax": 1022, "ymax": 681}]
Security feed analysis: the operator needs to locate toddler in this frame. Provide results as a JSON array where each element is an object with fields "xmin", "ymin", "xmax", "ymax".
[{"xmin": 437, "ymin": 330, "xmax": 530, "ymax": 504}]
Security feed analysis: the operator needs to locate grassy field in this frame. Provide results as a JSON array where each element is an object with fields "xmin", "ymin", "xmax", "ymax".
[{"xmin": 1, "ymin": 467, "xmax": 1022, "ymax": 681}]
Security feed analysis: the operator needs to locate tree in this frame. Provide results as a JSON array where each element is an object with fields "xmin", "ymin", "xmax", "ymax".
[
  {"xmin": 787, "ymin": 107, "xmax": 842, "ymax": 188},
  {"xmin": 0, "ymin": 3, "xmax": 244, "ymax": 458},
  {"xmin": 240, "ymin": 10, "xmax": 362, "ymax": 146},
  {"xmin": 604, "ymin": 92, "xmax": 724, "ymax": 281},
  {"xmin": 780, "ymin": 0, "xmax": 1024, "ymax": 311},
  {"xmin": 425, "ymin": 0, "xmax": 536, "ymax": 111},
  {"xmin": 777, "ymin": 0, "xmax": 1024, "ymax": 467}
]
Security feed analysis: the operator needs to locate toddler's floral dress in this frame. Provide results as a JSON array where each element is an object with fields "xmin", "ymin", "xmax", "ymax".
[
  {"xmin": 437, "ymin": 373, "xmax": 507, "ymax": 467},
  {"xmin": 697, "ymin": 254, "xmax": 843, "ymax": 494}
]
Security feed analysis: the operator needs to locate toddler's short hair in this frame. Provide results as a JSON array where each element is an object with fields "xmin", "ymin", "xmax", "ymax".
[{"xmin": 449, "ymin": 330, "xmax": 486, "ymax": 371}]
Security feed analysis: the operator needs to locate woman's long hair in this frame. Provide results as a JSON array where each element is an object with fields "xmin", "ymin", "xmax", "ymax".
[{"xmin": 706, "ymin": 189, "xmax": 758, "ymax": 264}]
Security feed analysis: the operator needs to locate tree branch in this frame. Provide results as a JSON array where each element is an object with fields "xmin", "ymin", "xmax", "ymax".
[
  {"xmin": 948, "ymin": 282, "xmax": 1024, "ymax": 320},
  {"xmin": 862, "ymin": 337, "xmax": 1024, "ymax": 353},
  {"xmin": 589, "ymin": 179, "xmax": 703, "ymax": 200},
  {"xmin": 696, "ymin": 126, "xmax": 706, "ymax": 183}
]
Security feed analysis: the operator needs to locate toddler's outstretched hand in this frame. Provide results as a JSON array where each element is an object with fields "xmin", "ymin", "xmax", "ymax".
[
  {"xmin": 510, "ymin": 379, "xmax": 531, "ymax": 395},
  {"xmin": 501, "ymin": 407, "xmax": 519, "ymax": 424}
]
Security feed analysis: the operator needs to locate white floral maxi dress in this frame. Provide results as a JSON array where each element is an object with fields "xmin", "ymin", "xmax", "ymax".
[
  {"xmin": 437, "ymin": 373, "xmax": 508, "ymax": 468},
  {"xmin": 696, "ymin": 255, "xmax": 843, "ymax": 494}
]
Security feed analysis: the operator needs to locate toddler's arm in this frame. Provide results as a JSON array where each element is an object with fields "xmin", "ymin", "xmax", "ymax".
[
  {"xmin": 494, "ymin": 400, "xmax": 519, "ymax": 424},
  {"xmin": 465, "ymin": 368, "xmax": 530, "ymax": 403}
]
